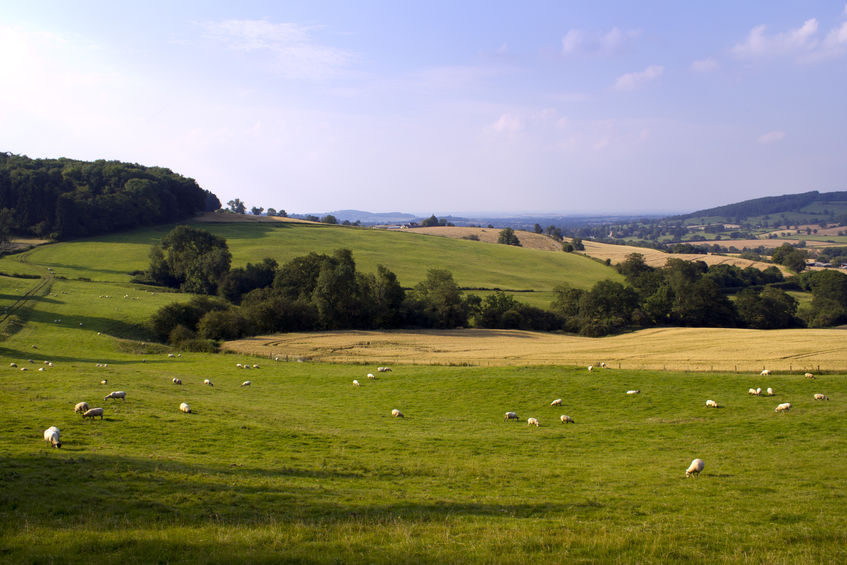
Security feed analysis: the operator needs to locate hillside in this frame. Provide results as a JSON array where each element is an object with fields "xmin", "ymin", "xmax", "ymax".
[{"xmin": 673, "ymin": 190, "xmax": 847, "ymax": 226}]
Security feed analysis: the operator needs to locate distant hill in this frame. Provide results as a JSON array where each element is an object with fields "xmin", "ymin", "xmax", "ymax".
[
  {"xmin": 0, "ymin": 153, "xmax": 219, "ymax": 240},
  {"xmin": 672, "ymin": 190, "xmax": 847, "ymax": 225},
  {"xmin": 303, "ymin": 210, "xmax": 417, "ymax": 224}
]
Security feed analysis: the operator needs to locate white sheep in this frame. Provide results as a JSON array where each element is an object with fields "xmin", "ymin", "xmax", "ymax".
[
  {"xmin": 504, "ymin": 411, "xmax": 519, "ymax": 421},
  {"xmin": 560, "ymin": 414, "xmax": 574, "ymax": 424},
  {"xmin": 626, "ymin": 390, "xmax": 640, "ymax": 395},
  {"xmin": 252, "ymin": 364, "xmax": 259, "ymax": 369},
  {"xmin": 600, "ymin": 362, "xmax": 607, "ymax": 368},
  {"xmin": 378, "ymin": 366, "xmax": 392, "ymax": 372},
  {"xmin": 204, "ymin": 379, "xmax": 213, "ymax": 387},
  {"xmin": 527, "ymin": 417, "xmax": 540, "ymax": 427},
  {"xmin": 391, "ymin": 409, "xmax": 404, "ymax": 418},
  {"xmin": 9, "ymin": 362, "xmax": 16, "ymax": 368},
  {"xmin": 241, "ymin": 380, "xmax": 251, "ymax": 387},
  {"xmin": 813, "ymin": 393, "xmax": 829, "ymax": 401},
  {"xmin": 20, "ymin": 367, "xmax": 27, "ymax": 371},
  {"xmin": 100, "ymin": 379, "xmax": 107, "ymax": 385},
  {"xmin": 766, "ymin": 387, "xmax": 774, "ymax": 396},
  {"xmin": 587, "ymin": 365, "xmax": 593, "ymax": 372},
  {"xmin": 236, "ymin": 363, "xmax": 243, "ymax": 368},
  {"xmin": 43, "ymin": 426, "xmax": 61, "ymax": 448},
  {"xmin": 705, "ymin": 399, "xmax": 718, "ymax": 408},
  {"xmin": 168, "ymin": 353, "xmax": 175, "ymax": 358},
  {"xmin": 243, "ymin": 365, "xmax": 251, "ymax": 370},
  {"xmin": 352, "ymin": 379, "xmax": 360, "ymax": 387},
  {"xmin": 367, "ymin": 373, "xmax": 376, "ymax": 380},
  {"xmin": 179, "ymin": 402, "xmax": 191, "ymax": 413},
  {"xmin": 756, "ymin": 387, "xmax": 762, "ymax": 396},
  {"xmin": 82, "ymin": 407, "xmax": 104, "ymax": 420},
  {"xmin": 748, "ymin": 388, "xmax": 758, "ymax": 396},
  {"xmin": 104, "ymin": 391, "xmax": 126, "ymax": 401},
  {"xmin": 550, "ymin": 398, "xmax": 562, "ymax": 406},
  {"xmin": 172, "ymin": 378, "xmax": 182, "ymax": 385},
  {"xmin": 74, "ymin": 401, "xmax": 89, "ymax": 414},
  {"xmin": 775, "ymin": 402, "xmax": 792, "ymax": 413},
  {"xmin": 761, "ymin": 369, "xmax": 771, "ymax": 376},
  {"xmin": 685, "ymin": 458, "xmax": 705, "ymax": 478},
  {"xmin": 805, "ymin": 372, "xmax": 815, "ymax": 379}
]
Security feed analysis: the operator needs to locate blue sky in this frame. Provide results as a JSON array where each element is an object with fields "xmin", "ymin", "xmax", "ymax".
[{"xmin": 2, "ymin": 1, "xmax": 846, "ymax": 215}]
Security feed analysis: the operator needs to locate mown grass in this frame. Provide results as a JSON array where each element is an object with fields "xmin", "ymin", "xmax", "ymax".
[{"xmin": 3, "ymin": 221, "xmax": 620, "ymax": 293}]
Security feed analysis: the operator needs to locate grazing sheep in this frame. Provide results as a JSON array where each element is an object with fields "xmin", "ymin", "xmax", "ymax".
[
  {"xmin": 626, "ymin": 390, "xmax": 640, "ymax": 395},
  {"xmin": 20, "ymin": 367, "xmax": 27, "ymax": 371},
  {"xmin": 378, "ymin": 366, "xmax": 392, "ymax": 372},
  {"xmin": 204, "ymin": 379, "xmax": 213, "ymax": 387},
  {"xmin": 74, "ymin": 401, "xmax": 89, "ymax": 414},
  {"xmin": 43, "ymin": 426, "xmax": 61, "ymax": 448},
  {"xmin": 9, "ymin": 362, "xmax": 16, "ymax": 367},
  {"xmin": 172, "ymin": 378, "xmax": 182, "ymax": 385},
  {"xmin": 252, "ymin": 364, "xmax": 260, "ymax": 369},
  {"xmin": 367, "ymin": 373, "xmax": 376, "ymax": 380},
  {"xmin": 805, "ymin": 372, "xmax": 815, "ymax": 379},
  {"xmin": 179, "ymin": 402, "xmax": 191, "ymax": 414},
  {"xmin": 775, "ymin": 402, "xmax": 792, "ymax": 413},
  {"xmin": 814, "ymin": 393, "xmax": 829, "ymax": 401},
  {"xmin": 748, "ymin": 388, "xmax": 758, "ymax": 396},
  {"xmin": 504, "ymin": 411, "xmax": 519, "ymax": 421},
  {"xmin": 100, "ymin": 379, "xmax": 107, "ymax": 385},
  {"xmin": 38, "ymin": 367, "xmax": 44, "ymax": 372},
  {"xmin": 766, "ymin": 387, "xmax": 774, "ymax": 396},
  {"xmin": 560, "ymin": 414, "xmax": 575, "ymax": 424},
  {"xmin": 104, "ymin": 391, "xmax": 126, "ymax": 401},
  {"xmin": 756, "ymin": 387, "xmax": 762, "ymax": 396},
  {"xmin": 761, "ymin": 369, "xmax": 771, "ymax": 376},
  {"xmin": 352, "ymin": 379, "xmax": 360, "ymax": 387},
  {"xmin": 550, "ymin": 398, "xmax": 562, "ymax": 406},
  {"xmin": 705, "ymin": 399, "xmax": 718, "ymax": 408},
  {"xmin": 527, "ymin": 417, "xmax": 540, "ymax": 427},
  {"xmin": 82, "ymin": 407, "xmax": 104, "ymax": 420},
  {"xmin": 587, "ymin": 365, "xmax": 593, "ymax": 372},
  {"xmin": 243, "ymin": 365, "xmax": 251, "ymax": 370},
  {"xmin": 168, "ymin": 353, "xmax": 175, "ymax": 358},
  {"xmin": 236, "ymin": 363, "xmax": 243, "ymax": 368},
  {"xmin": 685, "ymin": 458, "xmax": 705, "ymax": 478},
  {"xmin": 391, "ymin": 409, "xmax": 404, "ymax": 418},
  {"xmin": 241, "ymin": 380, "xmax": 251, "ymax": 387}
]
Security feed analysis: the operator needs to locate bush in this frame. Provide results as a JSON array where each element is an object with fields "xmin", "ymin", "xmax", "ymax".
[{"xmin": 178, "ymin": 338, "xmax": 219, "ymax": 353}]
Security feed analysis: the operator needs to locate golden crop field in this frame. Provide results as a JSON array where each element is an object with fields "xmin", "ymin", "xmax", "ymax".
[
  {"xmin": 224, "ymin": 326, "xmax": 847, "ymax": 372},
  {"xmin": 405, "ymin": 226, "xmax": 563, "ymax": 251}
]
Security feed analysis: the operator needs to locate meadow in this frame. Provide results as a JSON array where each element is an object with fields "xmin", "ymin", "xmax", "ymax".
[{"xmin": 1, "ymin": 223, "xmax": 846, "ymax": 563}]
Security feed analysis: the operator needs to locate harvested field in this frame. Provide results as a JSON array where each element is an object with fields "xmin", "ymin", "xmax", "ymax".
[
  {"xmin": 698, "ymin": 238, "xmax": 841, "ymax": 249},
  {"xmin": 405, "ymin": 226, "xmax": 562, "ymax": 251},
  {"xmin": 224, "ymin": 326, "xmax": 847, "ymax": 372},
  {"xmin": 581, "ymin": 241, "xmax": 790, "ymax": 274}
]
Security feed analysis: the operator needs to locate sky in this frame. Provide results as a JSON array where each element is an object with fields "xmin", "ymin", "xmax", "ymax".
[{"xmin": 2, "ymin": 1, "xmax": 847, "ymax": 216}]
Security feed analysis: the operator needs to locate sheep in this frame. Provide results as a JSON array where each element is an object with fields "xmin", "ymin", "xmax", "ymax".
[
  {"xmin": 761, "ymin": 369, "xmax": 771, "ymax": 376},
  {"xmin": 104, "ymin": 391, "xmax": 126, "ymax": 401},
  {"xmin": 814, "ymin": 393, "xmax": 829, "ymax": 401},
  {"xmin": 756, "ymin": 387, "xmax": 762, "ymax": 396},
  {"xmin": 167, "ymin": 353, "xmax": 175, "ymax": 358},
  {"xmin": 172, "ymin": 378, "xmax": 182, "ymax": 385},
  {"xmin": 685, "ymin": 458, "xmax": 705, "ymax": 478},
  {"xmin": 748, "ymin": 388, "xmax": 758, "ymax": 396},
  {"xmin": 352, "ymin": 379, "xmax": 360, "ymax": 387},
  {"xmin": 367, "ymin": 373, "xmax": 376, "ymax": 380},
  {"xmin": 241, "ymin": 380, "xmax": 251, "ymax": 387},
  {"xmin": 378, "ymin": 366, "xmax": 392, "ymax": 372},
  {"xmin": 236, "ymin": 363, "xmax": 243, "ymax": 368},
  {"xmin": 775, "ymin": 403, "xmax": 792, "ymax": 413},
  {"xmin": 705, "ymin": 399, "xmax": 718, "ymax": 408},
  {"xmin": 391, "ymin": 409, "xmax": 404, "ymax": 418},
  {"xmin": 43, "ymin": 426, "xmax": 61, "ymax": 448},
  {"xmin": 626, "ymin": 390, "xmax": 640, "ymax": 395},
  {"xmin": 587, "ymin": 365, "xmax": 593, "ymax": 372},
  {"xmin": 82, "ymin": 407, "xmax": 104, "ymax": 420},
  {"xmin": 204, "ymin": 379, "xmax": 213, "ymax": 387},
  {"xmin": 504, "ymin": 411, "xmax": 519, "ymax": 421},
  {"xmin": 179, "ymin": 402, "xmax": 191, "ymax": 414},
  {"xmin": 550, "ymin": 398, "xmax": 562, "ymax": 406},
  {"xmin": 252, "ymin": 364, "xmax": 260, "ymax": 369},
  {"xmin": 74, "ymin": 401, "xmax": 89, "ymax": 414},
  {"xmin": 9, "ymin": 362, "xmax": 16, "ymax": 368},
  {"xmin": 38, "ymin": 367, "xmax": 44, "ymax": 372},
  {"xmin": 527, "ymin": 417, "xmax": 540, "ymax": 427},
  {"xmin": 243, "ymin": 365, "xmax": 251, "ymax": 369},
  {"xmin": 805, "ymin": 372, "xmax": 815, "ymax": 379},
  {"xmin": 560, "ymin": 414, "xmax": 575, "ymax": 424},
  {"xmin": 20, "ymin": 367, "xmax": 27, "ymax": 371},
  {"xmin": 100, "ymin": 379, "xmax": 107, "ymax": 385},
  {"xmin": 766, "ymin": 387, "xmax": 774, "ymax": 396}
]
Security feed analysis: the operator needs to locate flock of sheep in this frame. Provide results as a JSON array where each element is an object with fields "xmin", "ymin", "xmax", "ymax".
[{"xmin": 34, "ymin": 357, "xmax": 835, "ymax": 479}]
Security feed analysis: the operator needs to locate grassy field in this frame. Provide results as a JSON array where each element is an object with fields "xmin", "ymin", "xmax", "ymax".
[{"xmin": 1, "ymin": 225, "xmax": 846, "ymax": 563}]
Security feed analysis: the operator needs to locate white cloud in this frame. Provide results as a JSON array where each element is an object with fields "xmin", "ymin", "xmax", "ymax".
[
  {"xmin": 825, "ymin": 21, "xmax": 847, "ymax": 47},
  {"xmin": 733, "ymin": 18, "xmax": 821, "ymax": 58},
  {"xmin": 844, "ymin": 3, "xmax": 847, "ymax": 16},
  {"xmin": 490, "ymin": 113, "xmax": 524, "ymax": 133},
  {"xmin": 614, "ymin": 65, "xmax": 663, "ymax": 91},
  {"xmin": 691, "ymin": 57, "xmax": 719, "ymax": 72},
  {"xmin": 758, "ymin": 131, "xmax": 786, "ymax": 144},
  {"xmin": 561, "ymin": 26, "xmax": 639, "ymax": 55},
  {"xmin": 200, "ymin": 19, "xmax": 352, "ymax": 79}
]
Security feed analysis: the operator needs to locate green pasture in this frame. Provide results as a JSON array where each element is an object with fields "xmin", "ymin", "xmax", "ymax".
[{"xmin": 2, "ymin": 221, "xmax": 620, "ymax": 294}]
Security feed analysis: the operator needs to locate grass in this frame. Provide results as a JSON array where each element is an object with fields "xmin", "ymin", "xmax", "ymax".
[{"xmin": 0, "ymin": 224, "xmax": 845, "ymax": 563}]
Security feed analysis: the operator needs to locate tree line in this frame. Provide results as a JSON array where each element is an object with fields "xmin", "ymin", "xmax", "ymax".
[
  {"xmin": 143, "ymin": 226, "xmax": 847, "ymax": 349},
  {"xmin": 0, "ymin": 153, "xmax": 219, "ymax": 240}
]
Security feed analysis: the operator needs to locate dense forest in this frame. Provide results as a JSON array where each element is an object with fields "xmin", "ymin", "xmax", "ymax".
[
  {"xmin": 0, "ymin": 153, "xmax": 220, "ymax": 240},
  {"xmin": 143, "ymin": 226, "xmax": 847, "ymax": 349}
]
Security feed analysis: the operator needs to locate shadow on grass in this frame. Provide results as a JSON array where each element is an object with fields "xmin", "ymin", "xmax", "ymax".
[{"xmin": 0, "ymin": 293, "xmax": 61, "ymax": 305}]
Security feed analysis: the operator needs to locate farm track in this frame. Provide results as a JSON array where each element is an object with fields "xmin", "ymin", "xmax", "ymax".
[{"xmin": 0, "ymin": 252, "xmax": 52, "ymax": 330}]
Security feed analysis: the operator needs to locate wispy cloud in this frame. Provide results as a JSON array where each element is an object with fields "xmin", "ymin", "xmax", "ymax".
[
  {"xmin": 490, "ymin": 113, "xmax": 524, "ymax": 133},
  {"xmin": 732, "ymin": 15, "xmax": 847, "ymax": 61},
  {"xmin": 200, "ymin": 19, "xmax": 352, "ymax": 79},
  {"xmin": 561, "ymin": 26, "xmax": 640, "ymax": 56},
  {"xmin": 614, "ymin": 65, "xmax": 663, "ymax": 91},
  {"xmin": 691, "ymin": 57, "xmax": 719, "ymax": 72},
  {"xmin": 758, "ymin": 131, "xmax": 786, "ymax": 144}
]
